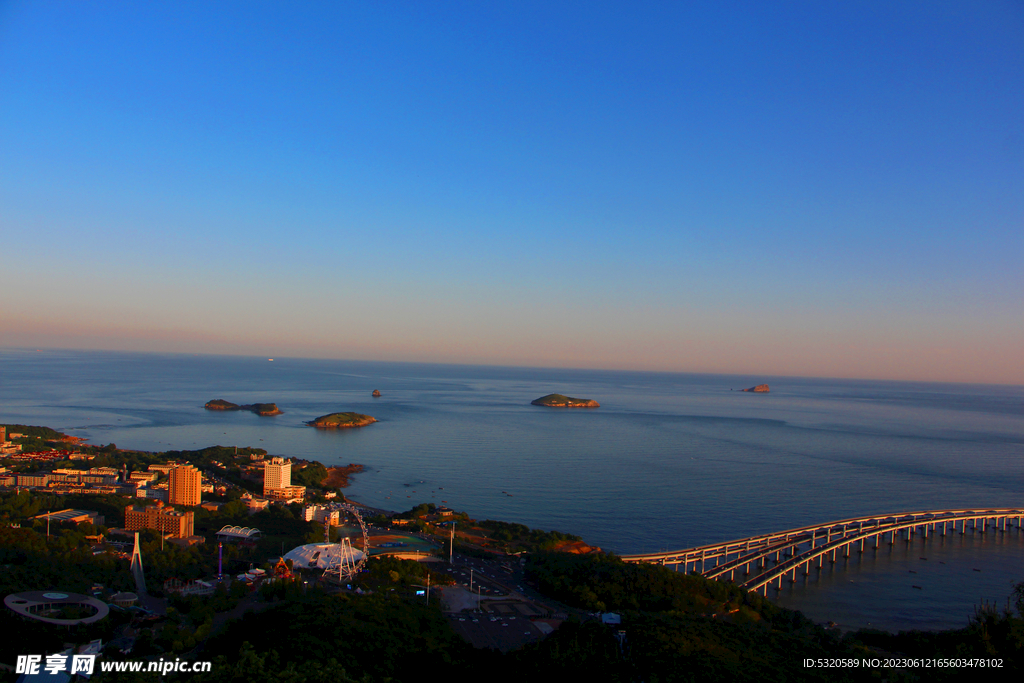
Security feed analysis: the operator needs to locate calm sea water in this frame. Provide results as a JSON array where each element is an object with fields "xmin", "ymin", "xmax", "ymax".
[{"xmin": 2, "ymin": 348, "xmax": 1023, "ymax": 631}]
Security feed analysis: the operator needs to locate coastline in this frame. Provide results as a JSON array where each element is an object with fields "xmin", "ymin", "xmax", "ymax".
[{"xmin": 323, "ymin": 464, "xmax": 364, "ymax": 488}]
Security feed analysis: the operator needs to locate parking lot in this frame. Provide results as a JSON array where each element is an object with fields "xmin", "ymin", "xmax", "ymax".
[{"xmin": 446, "ymin": 612, "xmax": 547, "ymax": 652}]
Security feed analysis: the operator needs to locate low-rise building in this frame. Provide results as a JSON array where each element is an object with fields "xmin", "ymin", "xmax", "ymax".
[
  {"xmin": 265, "ymin": 484, "xmax": 306, "ymax": 501},
  {"xmin": 124, "ymin": 502, "xmax": 194, "ymax": 538},
  {"xmin": 32, "ymin": 509, "xmax": 105, "ymax": 526},
  {"xmin": 303, "ymin": 505, "xmax": 340, "ymax": 525},
  {"xmin": 15, "ymin": 473, "xmax": 49, "ymax": 488},
  {"xmin": 89, "ymin": 467, "xmax": 119, "ymax": 477},
  {"xmin": 244, "ymin": 498, "xmax": 270, "ymax": 514},
  {"xmin": 137, "ymin": 487, "xmax": 169, "ymax": 502},
  {"xmin": 129, "ymin": 471, "xmax": 158, "ymax": 484}
]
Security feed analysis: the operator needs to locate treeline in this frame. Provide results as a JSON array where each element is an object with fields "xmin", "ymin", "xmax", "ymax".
[
  {"xmin": 526, "ymin": 551, "xmax": 765, "ymax": 615},
  {"xmin": 479, "ymin": 519, "xmax": 581, "ymax": 548},
  {"xmin": 0, "ymin": 424, "xmax": 69, "ymax": 440},
  {"xmin": 198, "ymin": 590, "xmax": 476, "ymax": 682}
]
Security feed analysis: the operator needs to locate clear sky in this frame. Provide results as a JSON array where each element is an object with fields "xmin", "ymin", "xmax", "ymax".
[{"xmin": 1, "ymin": 1, "xmax": 1021, "ymax": 384}]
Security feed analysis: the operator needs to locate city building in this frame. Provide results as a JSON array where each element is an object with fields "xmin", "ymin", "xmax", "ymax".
[
  {"xmin": 303, "ymin": 505, "xmax": 340, "ymax": 525},
  {"xmin": 124, "ymin": 502, "xmax": 194, "ymax": 538},
  {"xmin": 15, "ymin": 473, "xmax": 50, "ymax": 488},
  {"xmin": 262, "ymin": 457, "xmax": 305, "ymax": 500},
  {"xmin": 129, "ymin": 471, "xmax": 158, "ymax": 484},
  {"xmin": 32, "ymin": 509, "xmax": 105, "ymax": 526},
  {"xmin": 137, "ymin": 487, "xmax": 168, "ymax": 502},
  {"xmin": 263, "ymin": 457, "xmax": 291, "ymax": 495},
  {"xmin": 168, "ymin": 465, "xmax": 201, "ymax": 506},
  {"xmin": 147, "ymin": 463, "xmax": 182, "ymax": 476}
]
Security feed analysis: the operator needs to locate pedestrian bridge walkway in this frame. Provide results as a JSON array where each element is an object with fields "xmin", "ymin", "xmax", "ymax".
[{"xmin": 620, "ymin": 508, "xmax": 1024, "ymax": 595}]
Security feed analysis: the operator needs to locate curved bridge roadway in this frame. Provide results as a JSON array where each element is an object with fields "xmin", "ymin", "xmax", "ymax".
[{"xmin": 620, "ymin": 508, "xmax": 1024, "ymax": 596}]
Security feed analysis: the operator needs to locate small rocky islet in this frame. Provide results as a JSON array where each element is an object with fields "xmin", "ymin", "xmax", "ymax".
[
  {"xmin": 307, "ymin": 412, "xmax": 377, "ymax": 429},
  {"xmin": 530, "ymin": 393, "xmax": 600, "ymax": 408},
  {"xmin": 204, "ymin": 399, "xmax": 282, "ymax": 415},
  {"xmin": 741, "ymin": 384, "xmax": 770, "ymax": 393}
]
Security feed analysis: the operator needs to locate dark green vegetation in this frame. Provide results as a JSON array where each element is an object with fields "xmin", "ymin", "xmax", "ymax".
[
  {"xmin": 198, "ymin": 590, "xmax": 472, "ymax": 683},
  {"xmin": 0, "ymin": 423, "xmax": 77, "ymax": 453},
  {"xmin": 478, "ymin": 519, "xmax": 582, "ymax": 551},
  {"xmin": 531, "ymin": 393, "xmax": 600, "ymax": 407},
  {"xmin": 307, "ymin": 412, "xmax": 377, "ymax": 428},
  {"xmin": 0, "ymin": 424, "xmax": 69, "ymax": 440},
  {"xmin": 523, "ymin": 553, "xmax": 1024, "ymax": 682},
  {"xmin": 204, "ymin": 400, "xmax": 282, "ymax": 415},
  {"xmin": 291, "ymin": 460, "xmax": 328, "ymax": 488}
]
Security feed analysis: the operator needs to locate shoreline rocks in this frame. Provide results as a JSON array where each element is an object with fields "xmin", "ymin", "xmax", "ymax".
[{"xmin": 205, "ymin": 399, "xmax": 283, "ymax": 415}]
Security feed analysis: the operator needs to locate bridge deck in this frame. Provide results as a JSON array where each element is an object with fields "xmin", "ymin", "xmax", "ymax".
[{"xmin": 620, "ymin": 508, "xmax": 1024, "ymax": 595}]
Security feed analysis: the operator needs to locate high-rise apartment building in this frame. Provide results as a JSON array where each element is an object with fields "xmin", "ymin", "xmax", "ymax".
[
  {"xmin": 168, "ymin": 465, "xmax": 201, "ymax": 506},
  {"xmin": 263, "ymin": 457, "xmax": 306, "ymax": 500},
  {"xmin": 264, "ymin": 457, "xmax": 290, "ymax": 494}
]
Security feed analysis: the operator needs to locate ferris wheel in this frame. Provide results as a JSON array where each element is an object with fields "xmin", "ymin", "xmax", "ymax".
[{"xmin": 324, "ymin": 503, "xmax": 369, "ymax": 582}]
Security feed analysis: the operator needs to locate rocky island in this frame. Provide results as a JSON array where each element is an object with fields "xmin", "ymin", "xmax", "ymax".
[
  {"xmin": 741, "ymin": 385, "xmax": 770, "ymax": 393},
  {"xmin": 372, "ymin": 389, "xmax": 381, "ymax": 397},
  {"xmin": 307, "ymin": 412, "xmax": 377, "ymax": 429},
  {"xmin": 204, "ymin": 399, "xmax": 283, "ymax": 415},
  {"xmin": 531, "ymin": 393, "xmax": 600, "ymax": 408}
]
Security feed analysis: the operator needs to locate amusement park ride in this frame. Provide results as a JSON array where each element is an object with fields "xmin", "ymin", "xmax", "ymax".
[{"xmin": 323, "ymin": 503, "xmax": 369, "ymax": 582}]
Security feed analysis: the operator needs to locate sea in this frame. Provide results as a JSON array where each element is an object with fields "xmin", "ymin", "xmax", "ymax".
[{"xmin": 1, "ymin": 348, "xmax": 1022, "ymax": 633}]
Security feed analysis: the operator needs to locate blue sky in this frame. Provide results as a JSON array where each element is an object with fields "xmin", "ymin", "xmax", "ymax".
[{"xmin": 1, "ymin": 1, "xmax": 1021, "ymax": 383}]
